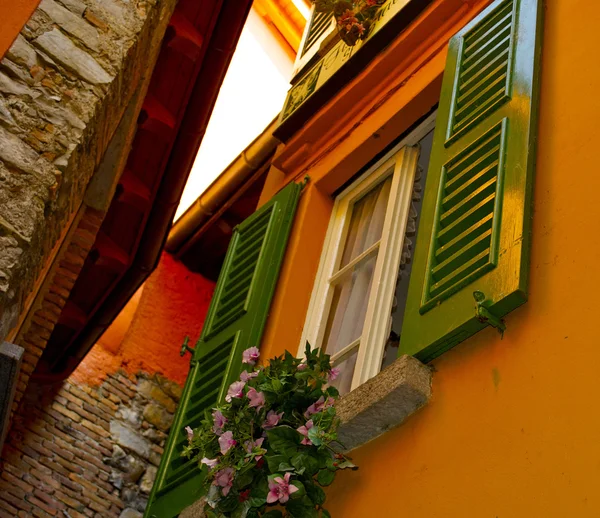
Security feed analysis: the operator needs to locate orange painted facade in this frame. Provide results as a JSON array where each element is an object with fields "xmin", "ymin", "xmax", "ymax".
[
  {"xmin": 72, "ymin": 253, "xmax": 215, "ymax": 387},
  {"xmin": 0, "ymin": 0, "xmax": 40, "ymax": 59},
  {"xmin": 257, "ymin": 0, "xmax": 600, "ymax": 515}
]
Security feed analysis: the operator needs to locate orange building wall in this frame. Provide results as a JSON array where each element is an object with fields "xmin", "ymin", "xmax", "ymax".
[
  {"xmin": 260, "ymin": 0, "xmax": 600, "ymax": 516},
  {"xmin": 0, "ymin": 0, "xmax": 40, "ymax": 59},
  {"xmin": 71, "ymin": 252, "xmax": 215, "ymax": 387}
]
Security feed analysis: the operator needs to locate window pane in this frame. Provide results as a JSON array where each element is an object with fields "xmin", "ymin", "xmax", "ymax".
[
  {"xmin": 331, "ymin": 350, "xmax": 358, "ymax": 396},
  {"xmin": 322, "ymin": 255, "xmax": 377, "ymax": 355},
  {"xmin": 339, "ymin": 175, "xmax": 392, "ymax": 268}
]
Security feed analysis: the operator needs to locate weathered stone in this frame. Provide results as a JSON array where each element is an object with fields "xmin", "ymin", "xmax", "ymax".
[
  {"xmin": 116, "ymin": 406, "xmax": 143, "ymax": 429},
  {"xmin": 0, "ymin": 71, "xmax": 38, "ymax": 98},
  {"xmin": 336, "ymin": 355, "xmax": 432, "ymax": 451},
  {"xmin": 179, "ymin": 498, "xmax": 207, "ymax": 518},
  {"xmin": 139, "ymin": 465, "xmax": 157, "ymax": 494},
  {"xmin": 143, "ymin": 403, "xmax": 173, "ymax": 432},
  {"xmin": 6, "ymin": 35, "xmax": 38, "ymax": 69},
  {"xmin": 155, "ymin": 374, "xmax": 183, "ymax": 402},
  {"xmin": 120, "ymin": 509, "xmax": 143, "ymax": 518},
  {"xmin": 109, "ymin": 469, "xmax": 124, "ymax": 489},
  {"xmin": 34, "ymin": 28, "xmax": 112, "ymax": 84},
  {"xmin": 149, "ymin": 451, "xmax": 162, "ymax": 467},
  {"xmin": 0, "ymin": 236, "xmax": 23, "ymax": 293},
  {"xmin": 105, "ymin": 451, "xmax": 146, "ymax": 482},
  {"xmin": 142, "ymin": 427, "xmax": 166, "ymax": 444},
  {"xmin": 39, "ymin": 0, "xmax": 100, "ymax": 52},
  {"xmin": 56, "ymin": 0, "xmax": 86, "ymax": 16},
  {"xmin": 0, "ymin": 161, "xmax": 47, "ymax": 241},
  {"xmin": 110, "ymin": 420, "xmax": 151, "ymax": 459},
  {"xmin": 138, "ymin": 379, "xmax": 176, "ymax": 412},
  {"xmin": 0, "ymin": 126, "xmax": 56, "ymax": 185}
]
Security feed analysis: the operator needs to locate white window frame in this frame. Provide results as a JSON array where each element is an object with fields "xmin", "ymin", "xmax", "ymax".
[{"xmin": 299, "ymin": 113, "xmax": 436, "ymax": 391}]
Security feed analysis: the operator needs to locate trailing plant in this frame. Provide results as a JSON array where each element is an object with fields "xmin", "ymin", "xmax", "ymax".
[
  {"xmin": 182, "ymin": 344, "xmax": 357, "ymax": 518},
  {"xmin": 312, "ymin": 0, "xmax": 387, "ymax": 46}
]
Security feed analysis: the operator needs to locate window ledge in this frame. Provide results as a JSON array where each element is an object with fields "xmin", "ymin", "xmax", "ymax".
[{"xmin": 336, "ymin": 355, "xmax": 432, "ymax": 451}]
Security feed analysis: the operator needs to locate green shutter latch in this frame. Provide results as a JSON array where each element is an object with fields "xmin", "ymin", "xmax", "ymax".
[
  {"xmin": 179, "ymin": 336, "xmax": 195, "ymax": 357},
  {"xmin": 473, "ymin": 291, "xmax": 506, "ymax": 337},
  {"xmin": 300, "ymin": 175, "xmax": 310, "ymax": 190}
]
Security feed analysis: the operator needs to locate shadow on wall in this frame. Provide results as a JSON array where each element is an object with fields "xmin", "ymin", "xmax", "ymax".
[{"xmin": 70, "ymin": 252, "xmax": 216, "ymax": 387}]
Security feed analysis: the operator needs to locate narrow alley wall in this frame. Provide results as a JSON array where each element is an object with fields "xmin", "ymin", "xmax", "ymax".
[{"xmin": 0, "ymin": 253, "xmax": 215, "ymax": 517}]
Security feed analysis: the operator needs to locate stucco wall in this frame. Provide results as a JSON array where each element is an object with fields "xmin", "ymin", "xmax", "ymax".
[{"xmin": 260, "ymin": 0, "xmax": 600, "ymax": 516}]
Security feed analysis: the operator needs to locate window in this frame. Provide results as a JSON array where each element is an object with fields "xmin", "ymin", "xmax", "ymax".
[
  {"xmin": 292, "ymin": 5, "xmax": 336, "ymax": 78},
  {"xmin": 300, "ymin": 114, "xmax": 436, "ymax": 394}
]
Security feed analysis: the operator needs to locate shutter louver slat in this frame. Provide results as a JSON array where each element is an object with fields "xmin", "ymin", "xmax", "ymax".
[
  {"xmin": 421, "ymin": 122, "xmax": 506, "ymax": 313},
  {"xmin": 145, "ymin": 182, "xmax": 301, "ymax": 518},
  {"xmin": 446, "ymin": 0, "xmax": 515, "ymax": 145},
  {"xmin": 400, "ymin": 0, "xmax": 542, "ymax": 362},
  {"xmin": 302, "ymin": 11, "xmax": 332, "ymax": 56}
]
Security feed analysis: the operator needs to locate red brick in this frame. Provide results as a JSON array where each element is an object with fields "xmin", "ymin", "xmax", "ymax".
[
  {"xmin": 80, "ymin": 418, "xmax": 110, "ymax": 438},
  {"xmin": 1, "ymin": 470, "xmax": 34, "ymax": 493},
  {"xmin": 0, "ymin": 490, "xmax": 33, "ymax": 511},
  {"xmin": 0, "ymin": 497, "xmax": 18, "ymax": 515},
  {"xmin": 43, "ymin": 439, "xmax": 74, "ymax": 461},
  {"xmin": 26, "ymin": 494, "xmax": 59, "ymax": 515},
  {"xmin": 51, "ymin": 403, "xmax": 81, "ymax": 422}
]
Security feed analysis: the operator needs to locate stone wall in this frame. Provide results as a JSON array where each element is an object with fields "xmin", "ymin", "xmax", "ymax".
[
  {"xmin": 0, "ymin": 370, "xmax": 182, "ymax": 518},
  {"xmin": 0, "ymin": 0, "xmax": 176, "ymax": 341}
]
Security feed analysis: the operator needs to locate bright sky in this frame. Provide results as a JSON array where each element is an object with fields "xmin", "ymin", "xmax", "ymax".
[{"xmin": 175, "ymin": 9, "xmax": 298, "ymax": 221}]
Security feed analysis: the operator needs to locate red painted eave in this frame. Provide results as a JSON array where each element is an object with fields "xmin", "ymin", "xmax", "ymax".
[{"xmin": 34, "ymin": 0, "xmax": 254, "ymax": 381}]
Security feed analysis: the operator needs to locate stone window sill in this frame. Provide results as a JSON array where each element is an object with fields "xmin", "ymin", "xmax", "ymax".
[{"xmin": 335, "ymin": 355, "xmax": 432, "ymax": 451}]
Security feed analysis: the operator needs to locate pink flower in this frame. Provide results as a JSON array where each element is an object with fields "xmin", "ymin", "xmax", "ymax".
[
  {"xmin": 297, "ymin": 419, "xmax": 314, "ymax": 445},
  {"xmin": 214, "ymin": 467, "xmax": 234, "ymax": 496},
  {"xmin": 263, "ymin": 410, "xmax": 283, "ymax": 429},
  {"xmin": 297, "ymin": 362, "xmax": 307, "ymax": 371},
  {"xmin": 212, "ymin": 409, "xmax": 227, "ymax": 435},
  {"xmin": 240, "ymin": 370, "xmax": 258, "ymax": 382},
  {"xmin": 267, "ymin": 473, "xmax": 299, "ymax": 504},
  {"xmin": 304, "ymin": 396, "xmax": 335, "ymax": 418},
  {"xmin": 225, "ymin": 381, "xmax": 245, "ymax": 402},
  {"xmin": 201, "ymin": 457, "xmax": 218, "ymax": 469},
  {"xmin": 338, "ymin": 9, "xmax": 358, "ymax": 30},
  {"xmin": 328, "ymin": 367, "xmax": 341, "ymax": 381},
  {"xmin": 185, "ymin": 426, "xmax": 194, "ymax": 442},
  {"xmin": 244, "ymin": 437, "xmax": 265, "ymax": 461},
  {"xmin": 247, "ymin": 387, "xmax": 265, "ymax": 410},
  {"xmin": 242, "ymin": 347, "xmax": 260, "ymax": 365},
  {"xmin": 218, "ymin": 431, "xmax": 237, "ymax": 455}
]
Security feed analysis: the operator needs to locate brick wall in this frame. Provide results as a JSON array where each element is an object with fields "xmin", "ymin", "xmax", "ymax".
[{"xmin": 0, "ymin": 371, "xmax": 182, "ymax": 518}]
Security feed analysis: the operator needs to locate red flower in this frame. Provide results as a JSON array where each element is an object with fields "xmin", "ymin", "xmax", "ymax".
[{"xmin": 239, "ymin": 489, "xmax": 251, "ymax": 502}]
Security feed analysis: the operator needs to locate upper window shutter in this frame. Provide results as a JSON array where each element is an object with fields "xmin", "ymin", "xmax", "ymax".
[
  {"xmin": 399, "ymin": 0, "xmax": 543, "ymax": 363},
  {"xmin": 292, "ymin": 6, "xmax": 336, "ymax": 79},
  {"xmin": 144, "ymin": 181, "xmax": 302, "ymax": 518}
]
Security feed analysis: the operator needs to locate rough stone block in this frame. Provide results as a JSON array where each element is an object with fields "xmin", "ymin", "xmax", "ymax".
[
  {"xmin": 143, "ymin": 403, "xmax": 173, "ymax": 432},
  {"xmin": 138, "ymin": 379, "xmax": 176, "ymax": 413},
  {"xmin": 336, "ymin": 355, "xmax": 432, "ymax": 451},
  {"xmin": 38, "ymin": 0, "xmax": 100, "ymax": 51},
  {"xmin": 34, "ymin": 28, "xmax": 112, "ymax": 84},
  {"xmin": 110, "ymin": 420, "xmax": 151, "ymax": 459}
]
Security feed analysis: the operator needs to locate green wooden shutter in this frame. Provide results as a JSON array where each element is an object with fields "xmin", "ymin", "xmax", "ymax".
[
  {"xmin": 399, "ymin": 0, "xmax": 542, "ymax": 363},
  {"xmin": 144, "ymin": 181, "xmax": 302, "ymax": 518}
]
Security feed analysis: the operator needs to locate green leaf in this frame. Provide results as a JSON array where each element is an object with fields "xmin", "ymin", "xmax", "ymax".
[
  {"xmin": 291, "ymin": 452, "xmax": 320, "ymax": 476},
  {"xmin": 272, "ymin": 378, "xmax": 283, "ymax": 392},
  {"xmin": 305, "ymin": 481, "xmax": 325, "ymax": 506},
  {"xmin": 236, "ymin": 469, "xmax": 255, "ymax": 489},
  {"xmin": 262, "ymin": 511, "xmax": 283, "ymax": 518},
  {"xmin": 307, "ymin": 425, "xmax": 322, "ymax": 446},
  {"xmin": 321, "ymin": 509, "xmax": 331, "ymax": 518},
  {"xmin": 286, "ymin": 498, "xmax": 319, "ymax": 518},
  {"xmin": 266, "ymin": 426, "xmax": 302, "ymax": 459},
  {"xmin": 266, "ymin": 454, "xmax": 293, "ymax": 473},
  {"xmin": 317, "ymin": 469, "xmax": 335, "ymax": 486},
  {"xmin": 336, "ymin": 458, "xmax": 358, "ymax": 470},
  {"xmin": 232, "ymin": 501, "xmax": 251, "ymax": 518},
  {"xmin": 290, "ymin": 479, "xmax": 306, "ymax": 498}
]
